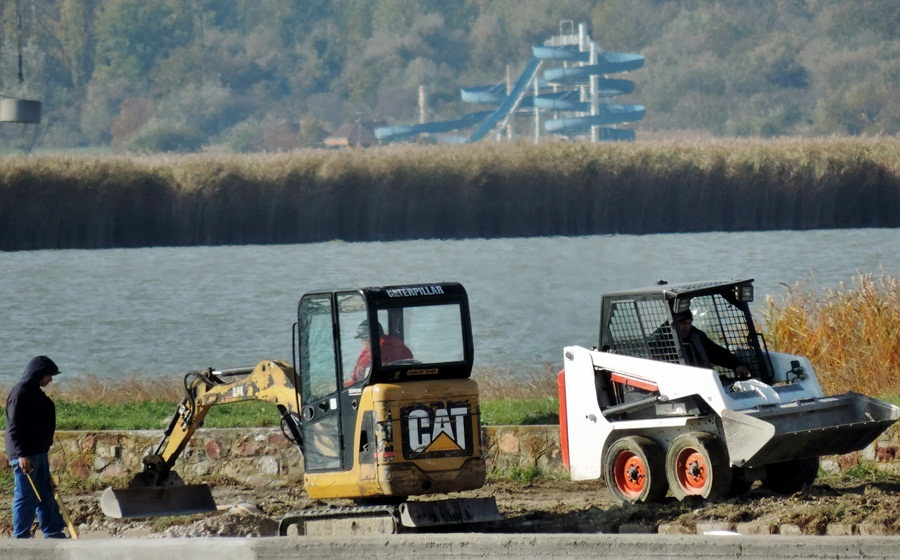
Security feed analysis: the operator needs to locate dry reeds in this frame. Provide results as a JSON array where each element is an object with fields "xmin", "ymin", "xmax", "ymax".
[
  {"xmin": 472, "ymin": 364, "xmax": 561, "ymax": 401},
  {"xmin": 1, "ymin": 366, "xmax": 559, "ymax": 406},
  {"xmin": 763, "ymin": 271, "xmax": 900, "ymax": 397},
  {"xmin": 2, "ymin": 137, "xmax": 899, "ymax": 250},
  {"xmin": 42, "ymin": 373, "xmax": 186, "ymax": 405}
]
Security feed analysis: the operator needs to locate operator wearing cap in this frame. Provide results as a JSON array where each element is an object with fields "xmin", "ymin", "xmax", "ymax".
[
  {"xmin": 345, "ymin": 321, "xmax": 413, "ymax": 387},
  {"xmin": 675, "ymin": 310, "xmax": 751, "ymax": 378},
  {"xmin": 4, "ymin": 356, "xmax": 69, "ymax": 538}
]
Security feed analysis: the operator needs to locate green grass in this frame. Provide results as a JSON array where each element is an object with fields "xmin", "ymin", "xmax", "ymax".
[
  {"xmin": 2, "ymin": 400, "xmax": 289, "ymax": 431},
  {"xmin": 488, "ymin": 464, "xmax": 560, "ymax": 483},
  {"xmin": 1, "ymin": 398, "xmax": 558, "ymax": 430},
  {"xmin": 481, "ymin": 398, "xmax": 559, "ymax": 426},
  {"xmin": 0, "ymin": 469, "xmax": 12, "ymax": 492},
  {"xmin": 818, "ymin": 461, "xmax": 895, "ymax": 485},
  {"xmin": 55, "ymin": 401, "xmax": 177, "ymax": 430},
  {"xmin": 27, "ymin": 392, "xmax": 897, "ymax": 430},
  {"xmin": 4, "ymin": 388, "xmax": 896, "ymax": 432}
]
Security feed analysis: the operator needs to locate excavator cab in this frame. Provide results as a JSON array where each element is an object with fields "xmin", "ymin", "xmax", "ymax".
[{"xmin": 294, "ymin": 283, "xmax": 489, "ymax": 500}]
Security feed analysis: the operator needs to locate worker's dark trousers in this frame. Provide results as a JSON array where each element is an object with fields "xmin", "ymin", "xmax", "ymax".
[{"xmin": 10, "ymin": 453, "xmax": 66, "ymax": 538}]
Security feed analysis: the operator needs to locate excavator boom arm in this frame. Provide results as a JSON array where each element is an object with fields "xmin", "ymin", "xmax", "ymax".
[
  {"xmin": 151, "ymin": 360, "xmax": 303, "ymax": 473},
  {"xmin": 101, "ymin": 359, "xmax": 302, "ymax": 519}
]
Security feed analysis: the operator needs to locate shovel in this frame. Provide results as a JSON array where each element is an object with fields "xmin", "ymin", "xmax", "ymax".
[
  {"xmin": 24, "ymin": 473, "xmax": 79, "ymax": 539},
  {"xmin": 51, "ymin": 476, "xmax": 79, "ymax": 539}
]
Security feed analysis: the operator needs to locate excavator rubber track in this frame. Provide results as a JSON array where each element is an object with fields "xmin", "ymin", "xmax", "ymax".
[{"xmin": 278, "ymin": 497, "xmax": 502, "ymax": 536}]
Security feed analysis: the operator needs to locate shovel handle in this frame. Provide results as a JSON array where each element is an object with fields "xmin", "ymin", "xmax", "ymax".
[
  {"xmin": 25, "ymin": 472, "xmax": 42, "ymax": 502},
  {"xmin": 51, "ymin": 475, "xmax": 79, "ymax": 539}
]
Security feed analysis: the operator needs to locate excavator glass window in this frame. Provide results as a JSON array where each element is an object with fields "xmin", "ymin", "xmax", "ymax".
[
  {"xmin": 338, "ymin": 293, "xmax": 369, "ymax": 387},
  {"xmin": 298, "ymin": 295, "xmax": 339, "ymax": 402},
  {"xmin": 377, "ymin": 304, "xmax": 465, "ymax": 365}
]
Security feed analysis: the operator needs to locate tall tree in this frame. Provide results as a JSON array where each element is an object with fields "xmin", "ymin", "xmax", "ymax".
[{"xmin": 93, "ymin": 0, "xmax": 192, "ymax": 82}]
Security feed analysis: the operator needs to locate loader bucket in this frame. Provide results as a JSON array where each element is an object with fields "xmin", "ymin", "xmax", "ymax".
[
  {"xmin": 100, "ymin": 484, "xmax": 217, "ymax": 519},
  {"xmin": 721, "ymin": 393, "xmax": 900, "ymax": 469}
]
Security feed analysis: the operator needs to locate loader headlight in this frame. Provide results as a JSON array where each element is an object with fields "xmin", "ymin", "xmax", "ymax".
[{"xmin": 738, "ymin": 285, "xmax": 754, "ymax": 302}]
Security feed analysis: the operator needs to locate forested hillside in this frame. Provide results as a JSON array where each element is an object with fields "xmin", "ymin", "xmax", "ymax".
[{"xmin": 0, "ymin": 0, "xmax": 897, "ymax": 152}]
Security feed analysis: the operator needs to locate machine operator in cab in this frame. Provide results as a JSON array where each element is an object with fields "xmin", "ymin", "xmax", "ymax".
[{"xmin": 345, "ymin": 320, "xmax": 413, "ymax": 387}]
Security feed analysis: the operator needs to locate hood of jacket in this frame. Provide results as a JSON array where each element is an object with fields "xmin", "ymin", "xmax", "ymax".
[{"xmin": 21, "ymin": 355, "xmax": 61, "ymax": 384}]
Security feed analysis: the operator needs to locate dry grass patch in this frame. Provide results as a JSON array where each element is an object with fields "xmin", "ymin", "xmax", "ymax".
[{"xmin": 763, "ymin": 270, "xmax": 899, "ymax": 397}]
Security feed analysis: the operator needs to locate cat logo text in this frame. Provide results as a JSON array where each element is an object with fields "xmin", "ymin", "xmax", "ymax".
[{"xmin": 400, "ymin": 402, "xmax": 474, "ymax": 459}]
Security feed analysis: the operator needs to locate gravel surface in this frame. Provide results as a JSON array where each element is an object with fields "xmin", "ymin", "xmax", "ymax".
[{"xmin": 2, "ymin": 474, "xmax": 898, "ymax": 538}]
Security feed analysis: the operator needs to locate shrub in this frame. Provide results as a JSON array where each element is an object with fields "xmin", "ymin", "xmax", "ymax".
[{"xmin": 127, "ymin": 119, "xmax": 205, "ymax": 153}]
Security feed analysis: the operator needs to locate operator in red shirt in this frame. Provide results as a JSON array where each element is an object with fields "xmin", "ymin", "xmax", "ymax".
[{"xmin": 346, "ymin": 320, "xmax": 413, "ymax": 387}]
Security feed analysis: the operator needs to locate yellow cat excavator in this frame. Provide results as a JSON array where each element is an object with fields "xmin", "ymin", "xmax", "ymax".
[{"xmin": 101, "ymin": 282, "xmax": 500, "ymax": 535}]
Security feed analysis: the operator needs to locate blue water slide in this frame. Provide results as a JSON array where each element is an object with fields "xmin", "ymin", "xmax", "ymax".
[
  {"xmin": 374, "ymin": 111, "xmax": 493, "ymax": 141},
  {"xmin": 468, "ymin": 56, "xmax": 543, "ymax": 142},
  {"xmin": 377, "ymin": 58, "xmax": 542, "ymax": 143},
  {"xmin": 544, "ymin": 104, "xmax": 646, "ymax": 132},
  {"xmin": 460, "ymin": 84, "xmax": 508, "ymax": 105},
  {"xmin": 533, "ymin": 80, "xmax": 635, "ymax": 112},
  {"xmin": 532, "ymin": 44, "xmax": 590, "ymax": 62},
  {"xmin": 552, "ymin": 127, "xmax": 636, "ymax": 141},
  {"xmin": 543, "ymin": 53, "xmax": 645, "ymax": 84},
  {"xmin": 376, "ymin": 31, "xmax": 644, "ymax": 143}
]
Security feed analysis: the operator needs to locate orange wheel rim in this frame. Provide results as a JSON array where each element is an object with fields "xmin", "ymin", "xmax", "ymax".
[
  {"xmin": 675, "ymin": 448, "xmax": 708, "ymax": 493},
  {"xmin": 614, "ymin": 451, "xmax": 647, "ymax": 498}
]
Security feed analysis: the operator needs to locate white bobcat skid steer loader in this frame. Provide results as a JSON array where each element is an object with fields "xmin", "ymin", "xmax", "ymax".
[{"xmin": 558, "ymin": 279, "xmax": 899, "ymax": 503}]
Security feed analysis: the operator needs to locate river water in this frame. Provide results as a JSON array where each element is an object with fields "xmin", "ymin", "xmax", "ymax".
[{"xmin": 1, "ymin": 229, "xmax": 896, "ymax": 384}]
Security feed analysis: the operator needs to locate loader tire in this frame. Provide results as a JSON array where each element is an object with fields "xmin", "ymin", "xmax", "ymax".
[
  {"xmin": 603, "ymin": 436, "xmax": 667, "ymax": 504},
  {"xmin": 665, "ymin": 432, "xmax": 732, "ymax": 501},
  {"xmin": 762, "ymin": 456, "xmax": 819, "ymax": 495}
]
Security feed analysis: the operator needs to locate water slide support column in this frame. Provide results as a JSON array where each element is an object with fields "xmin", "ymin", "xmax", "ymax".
[
  {"xmin": 505, "ymin": 65, "xmax": 513, "ymax": 141},
  {"xmin": 418, "ymin": 85, "xmax": 426, "ymax": 124},
  {"xmin": 533, "ymin": 75, "xmax": 541, "ymax": 144},
  {"xmin": 588, "ymin": 32, "xmax": 600, "ymax": 143}
]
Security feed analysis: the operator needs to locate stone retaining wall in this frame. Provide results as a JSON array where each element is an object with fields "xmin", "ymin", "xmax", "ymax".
[{"xmin": 1, "ymin": 424, "xmax": 898, "ymax": 485}]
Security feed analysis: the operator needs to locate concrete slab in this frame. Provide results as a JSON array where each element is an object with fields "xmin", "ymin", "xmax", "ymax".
[{"xmin": 2, "ymin": 533, "xmax": 900, "ymax": 560}]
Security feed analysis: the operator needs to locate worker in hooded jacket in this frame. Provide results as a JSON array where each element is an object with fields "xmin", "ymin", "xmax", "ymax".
[{"xmin": 4, "ymin": 355, "xmax": 68, "ymax": 538}]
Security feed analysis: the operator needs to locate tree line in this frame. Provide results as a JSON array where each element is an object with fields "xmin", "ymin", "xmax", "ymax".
[{"xmin": 0, "ymin": 0, "xmax": 897, "ymax": 153}]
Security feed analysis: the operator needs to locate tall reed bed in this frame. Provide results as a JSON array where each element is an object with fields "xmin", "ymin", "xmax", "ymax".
[
  {"xmin": 763, "ymin": 271, "xmax": 899, "ymax": 397},
  {"xmin": 2, "ymin": 137, "xmax": 899, "ymax": 250}
]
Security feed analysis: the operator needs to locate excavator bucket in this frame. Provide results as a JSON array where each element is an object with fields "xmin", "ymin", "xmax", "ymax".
[
  {"xmin": 722, "ymin": 392, "xmax": 900, "ymax": 469},
  {"xmin": 100, "ymin": 484, "xmax": 217, "ymax": 519},
  {"xmin": 399, "ymin": 497, "xmax": 503, "ymax": 528}
]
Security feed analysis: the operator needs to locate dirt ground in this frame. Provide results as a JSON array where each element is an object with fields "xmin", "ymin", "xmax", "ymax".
[{"xmin": 2, "ymin": 473, "xmax": 899, "ymax": 539}]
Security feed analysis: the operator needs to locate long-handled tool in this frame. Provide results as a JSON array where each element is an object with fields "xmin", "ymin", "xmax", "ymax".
[
  {"xmin": 51, "ymin": 476, "xmax": 79, "ymax": 539},
  {"xmin": 27, "ymin": 472, "xmax": 79, "ymax": 539},
  {"xmin": 24, "ymin": 472, "xmax": 42, "ymax": 503}
]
